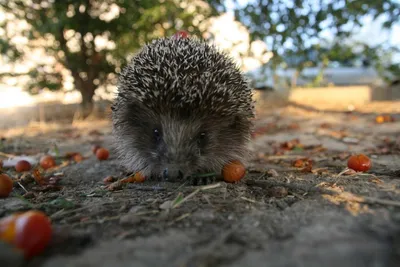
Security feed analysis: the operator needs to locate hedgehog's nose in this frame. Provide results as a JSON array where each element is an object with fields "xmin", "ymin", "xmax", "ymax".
[{"xmin": 163, "ymin": 168, "xmax": 184, "ymax": 181}]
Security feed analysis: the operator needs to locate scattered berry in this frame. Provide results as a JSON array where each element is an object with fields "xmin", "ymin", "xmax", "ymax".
[
  {"xmin": 15, "ymin": 160, "xmax": 31, "ymax": 173},
  {"xmin": 96, "ymin": 148, "xmax": 109, "ymax": 161},
  {"xmin": 0, "ymin": 173, "xmax": 13, "ymax": 198},
  {"xmin": 122, "ymin": 172, "xmax": 146, "ymax": 183},
  {"xmin": 0, "ymin": 210, "xmax": 52, "ymax": 258},
  {"xmin": 39, "ymin": 155, "xmax": 56, "ymax": 170},
  {"xmin": 222, "ymin": 160, "xmax": 246, "ymax": 183},
  {"xmin": 375, "ymin": 115, "xmax": 385, "ymax": 124},
  {"xmin": 375, "ymin": 114, "xmax": 395, "ymax": 124},
  {"xmin": 133, "ymin": 172, "xmax": 146, "ymax": 183},
  {"xmin": 72, "ymin": 153, "xmax": 84, "ymax": 163},
  {"xmin": 347, "ymin": 154, "xmax": 371, "ymax": 172}
]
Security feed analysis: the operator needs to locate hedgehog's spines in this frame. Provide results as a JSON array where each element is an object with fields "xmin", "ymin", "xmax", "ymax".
[{"xmin": 116, "ymin": 36, "xmax": 254, "ymax": 120}]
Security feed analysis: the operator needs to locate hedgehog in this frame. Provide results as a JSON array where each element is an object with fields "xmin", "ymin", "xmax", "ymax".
[{"xmin": 111, "ymin": 33, "xmax": 255, "ymax": 184}]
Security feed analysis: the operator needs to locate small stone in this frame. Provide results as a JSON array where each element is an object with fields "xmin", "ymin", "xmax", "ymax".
[
  {"xmin": 269, "ymin": 186, "xmax": 288, "ymax": 198},
  {"xmin": 266, "ymin": 169, "xmax": 279, "ymax": 177},
  {"xmin": 159, "ymin": 200, "xmax": 173, "ymax": 210}
]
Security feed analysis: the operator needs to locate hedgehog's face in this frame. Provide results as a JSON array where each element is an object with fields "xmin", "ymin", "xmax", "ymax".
[{"xmin": 112, "ymin": 102, "xmax": 251, "ymax": 181}]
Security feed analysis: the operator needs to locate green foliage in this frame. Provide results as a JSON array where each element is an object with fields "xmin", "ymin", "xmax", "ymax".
[
  {"xmin": 231, "ymin": 0, "xmax": 400, "ymax": 78},
  {"xmin": 0, "ymin": 0, "xmax": 223, "ymax": 106}
]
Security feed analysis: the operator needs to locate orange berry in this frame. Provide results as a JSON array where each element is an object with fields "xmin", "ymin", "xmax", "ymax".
[
  {"xmin": 0, "ymin": 213, "xmax": 20, "ymax": 243},
  {"xmin": 347, "ymin": 154, "xmax": 371, "ymax": 172},
  {"xmin": 222, "ymin": 160, "xmax": 246, "ymax": 183},
  {"xmin": 375, "ymin": 115, "xmax": 385, "ymax": 124},
  {"xmin": 96, "ymin": 148, "xmax": 109, "ymax": 160},
  {"xmin": 133, "ymin": 172, "xmax": 146, "ymax": 183},
  {"xmin": 15, "ymin": 160, "xmax": 31, "ymax": 173},
  {"xmin": 0, "ymin": 210, "xmax": 52, "ymax": 258},
  {"xmin": 0, "ymin": 174, "xmax": 13, "ymax": 198},
  {"xmin": 39, "ymin": 155, "xmax": 56, "ymax": 169},
  {"xmin": 72, "ymin": 153, "xmax": 84, "ymax": 163}
]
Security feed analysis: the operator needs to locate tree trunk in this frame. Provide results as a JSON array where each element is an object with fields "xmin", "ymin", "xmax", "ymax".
[
  {"xmin": 72, "ymin": 71, "xmax": 96, "ymax": 120},
  {"xmin": 79, "ymin": 88, "xmax": 95, "ymax": 118}
]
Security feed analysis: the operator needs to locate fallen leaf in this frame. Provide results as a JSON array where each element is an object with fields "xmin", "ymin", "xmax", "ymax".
[{"xmin": 32, "ymin": 168, "xmax": 47, "ymax": 185}]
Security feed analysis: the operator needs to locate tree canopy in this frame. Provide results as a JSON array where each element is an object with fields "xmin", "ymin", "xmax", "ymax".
[
  {"xmin": 231, "ymin": 0, "xmax": 400, "ymax": 74},
  {"xmin": 0, "ymin": 0, "xmax": 223, "ymax": 116},
  {"xmin": 0, "ymin": 0, "xmax": 399, "ymax": 113}
]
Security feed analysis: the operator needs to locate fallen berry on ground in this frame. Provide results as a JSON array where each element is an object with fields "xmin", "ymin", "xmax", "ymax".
[
  {"xmin": 222, "ymin": 160, "xmax": 246, "ymax": 183},
  {"xmin": 0, "ymin": 210, "xmax": 52, "ymax": 259},
  {"xmin": 40, "ymin": 155, "xmax": 56, "ymax": 169},
  {"xmin": 15, "ymin": 160, "xmax": 31, "ymax": 173},
  {"xmin": 72, "ymin": 153, "xmax": 84, "ymax": 163},
  {"xmin": 0, "ymin": 173, "xmax": 13, "ymax": 198},
  {"xmin": 347, "ymin": 154, "xmax": 371, "ymax": 172},
  {"xmin": 96, "ymin": 148, "xmax": 109, "ymax": 160}
]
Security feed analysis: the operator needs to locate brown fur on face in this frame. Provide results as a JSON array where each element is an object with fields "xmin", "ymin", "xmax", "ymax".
[{"xmin": 112, "ymin": 100, "xmax": 252, "ymax": 180}]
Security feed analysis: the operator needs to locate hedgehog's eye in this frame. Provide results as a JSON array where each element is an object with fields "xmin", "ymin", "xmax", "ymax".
[
  {"xmin": 197, "ymin": 131, "xmax": 207, "ymax": 147},
  {"xmin": 153, "ymin": 128, "xmax": 162, "ymax": 143}
]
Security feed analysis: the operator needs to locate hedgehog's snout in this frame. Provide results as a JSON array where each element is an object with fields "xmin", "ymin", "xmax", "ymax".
[{"xmin": 162, "ymin": 166, "xmax": 185, "ymax": 181}]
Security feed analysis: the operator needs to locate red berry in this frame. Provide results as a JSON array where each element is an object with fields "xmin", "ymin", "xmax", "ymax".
[
  {"xmin": 0, "ymin": 210, "xmax": 52, "ymax": 258},
  {"xmin": 0, "ymin": 174, "xmax": 13, "ymax": 198},
  {"xmin": 40, "ymin": 155, "xmax": 56, "ymax": 169},
  {"xmin": 15, "ymin": 160, "xmax": 31, "ymax": 173},
  {"xmin": 96, "ymin": 148, "xmax": 109, "ymax": 161},
  {"xmin": 347, "ymin": 154, "xmax": 371, "ymax": 172},
  {"xmin": 14, "ymin": 211, "xmax": 52, "ymax": 258}
]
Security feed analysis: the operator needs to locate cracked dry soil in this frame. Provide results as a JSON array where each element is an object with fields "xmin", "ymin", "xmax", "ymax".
[{"xmin": 1, "ymin": 99, "xmax": 400, "ymax": 267}]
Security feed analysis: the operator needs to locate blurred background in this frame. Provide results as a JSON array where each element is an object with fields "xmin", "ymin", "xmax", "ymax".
[{"xmin": 0, "ymin": 0, "xmax": 399, "ymax": 130}]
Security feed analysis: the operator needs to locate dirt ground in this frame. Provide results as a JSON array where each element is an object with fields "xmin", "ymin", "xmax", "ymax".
[{"xmin": 1, "ymin": 93, "xmax": 400, "ymax": 267}]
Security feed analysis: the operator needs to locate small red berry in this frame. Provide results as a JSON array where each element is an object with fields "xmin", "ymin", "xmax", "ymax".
[
  {"xmin": 15, "ymin": 160, "xmax": 31, "ymax": 173},
  {"xmin": 347, "ymin": 154, "xmax": 371, "ymax": 172},
  {"xmin": 173, "ymin": 30, "xmax": 189, "ymax": 39},
  {"xmin": 96, "ymin": 148, "xmax": 109, "ymax": 161}
]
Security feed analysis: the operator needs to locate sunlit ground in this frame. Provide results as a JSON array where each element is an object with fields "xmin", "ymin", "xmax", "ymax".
[{"xmin": 1, "ymin": 84, "xmax": 399, "ymax": 141}]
